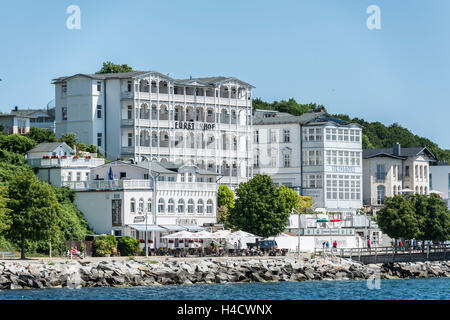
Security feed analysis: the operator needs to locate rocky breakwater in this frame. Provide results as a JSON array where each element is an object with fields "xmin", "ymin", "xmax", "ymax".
[{"xmin": 0, "ymin": 257, "xmax": 449, "ymax": 290}]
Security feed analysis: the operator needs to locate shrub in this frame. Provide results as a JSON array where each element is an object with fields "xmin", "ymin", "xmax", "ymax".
[
  {"xmin": 118, "ymin": 236, "xmax": 141, "ymax": 256},
  {"xmin": 93, "ymin": 235, "xmax": 117, "ymax": 257}
]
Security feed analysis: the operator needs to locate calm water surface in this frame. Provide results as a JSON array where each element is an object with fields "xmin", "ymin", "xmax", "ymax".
[{"xmin": 0, "ymin": 278, "xmax": 448, "ymax": 300}]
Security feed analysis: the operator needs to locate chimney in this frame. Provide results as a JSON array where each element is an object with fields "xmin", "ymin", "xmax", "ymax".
[
  {"xmin": 14, "ymin": 106, "xmax": 18, "ymax": 111},
  {"xmin": 393, "ymin": 142, "xmax": 401, "ymax": 156}
]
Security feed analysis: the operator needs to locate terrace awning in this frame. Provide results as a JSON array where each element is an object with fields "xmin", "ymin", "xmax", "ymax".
[
  {"xmin": 180, "ymin": 225, "xmax": 205, "ymax": 231},
  {"xmin": 127, "ymin": 224, "xmax": 166, "ymax": 232},
  {"xmin": 159, "ymin": 225, "xmax": 187, "ymax": 231}
]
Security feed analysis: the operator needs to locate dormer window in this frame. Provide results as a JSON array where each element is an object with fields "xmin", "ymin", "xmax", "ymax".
[{"xmin": 97, "ymin": 81, "xmax": 102, "ymax": 92}]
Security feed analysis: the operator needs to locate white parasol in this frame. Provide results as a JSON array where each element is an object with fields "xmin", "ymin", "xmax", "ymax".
[{"xmin": 161, "ymin": 230, "xmax": 193, "ymax": 239}]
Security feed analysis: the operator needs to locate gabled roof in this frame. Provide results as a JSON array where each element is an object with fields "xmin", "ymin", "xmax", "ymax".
[
  {"xmin": 159, "ymin": 161, "xmax": 218, "ymax": 176},
  {"xmin": 52, "ymin": 71, "xmax": 254, "ymax": 88},
  {"xmin": 93, "ymin": 160, "xmax": 176, "ymax": 175},
  {"xmin": 52, "ymin": 71, "xmax": 151, "ymax": 83},
  {"xmin": 10, "ymin": 109, "xmax": 53, "ymax": 118},
  {"xmin": 363, "ymin": 147, "xmax": 436, "ymax": 161},
  {"xmin": 253, "ymin": 110, "xmax": 361, "ymax": 128},
  {"xmin": 28, "ymin": 142, "xmax": 74, "ymax": 153}
]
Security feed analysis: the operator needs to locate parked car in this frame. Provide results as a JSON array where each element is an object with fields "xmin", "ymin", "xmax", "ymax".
[{"xmin": 257, "ymin": 240, "xmax": 278, "ymax": 252}]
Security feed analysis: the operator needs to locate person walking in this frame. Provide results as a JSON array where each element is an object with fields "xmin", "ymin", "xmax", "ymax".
[
  {"xmin": 332, "ymin": 241, "xmax": 337, "ymax": 248},
  {"xmin": 367, "ymin": 238, "xmax": 371, "ymax": 250}
]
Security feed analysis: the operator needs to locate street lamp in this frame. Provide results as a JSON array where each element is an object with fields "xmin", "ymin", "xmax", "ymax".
[{"xmin": 145, "ymin": 159, "xmax": 160, "ymax": 258}]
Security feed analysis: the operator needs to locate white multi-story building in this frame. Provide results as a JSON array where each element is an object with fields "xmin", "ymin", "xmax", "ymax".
[
  {"xmin": 52, "ymin": 71, "xmax": 254, "ymax": 188},
  {"xmin": 362, "ymin": 143, "xmax": 436, "ymax": 211},
  {"xmin": 253, "ymin": 109, "xmax": 363, "ymax": 217},
  {"xmin": 64, "ymin": 160, "xmax": 218, "ymax": 248},
  {"xmin": 429, "ymin": 162, "xmax": 450, "ymax": 209}
]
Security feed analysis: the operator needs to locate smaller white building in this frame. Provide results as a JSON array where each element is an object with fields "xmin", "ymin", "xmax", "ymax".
[
  {"xmin": 66, "ymin": 160, "xmax": 219, "ymax": 248},
  {"xmin": 284, "ymin": 213, "xmax": 367, "ymax": 252},
  {"xmin": 429, "ymin": 162, "xmax": 450, "ymax": 208},
  {"xmin": 27, "ymin": 142, "xmax": 105, "ymax": 187}
]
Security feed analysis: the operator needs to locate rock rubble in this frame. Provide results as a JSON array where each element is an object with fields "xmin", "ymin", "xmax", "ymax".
[{"xmin": 0, "ymin": 257, "xmax": 449, "ymax": 290}]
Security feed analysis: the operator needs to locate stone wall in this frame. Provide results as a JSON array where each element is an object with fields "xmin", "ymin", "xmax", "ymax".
[{"xmin": 0, "ymin": 257, "xmax": 449, "ymax": 290}]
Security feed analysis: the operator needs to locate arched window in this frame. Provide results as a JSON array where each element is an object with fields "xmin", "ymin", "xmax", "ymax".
[
  {"xmin": 147, "ymin": 198, "xmax": 152, "ymax": 212},
  {"xmin": 377, "ymin": 186, "xmax": 385, "ymax": 205},
  {"xmin": 168, "ymin": 198, "xmax": 175, "ymax": 213},
  {"xmin": 415, "ymin": 186, "xmax": 419, "ymax": 194},
  {"xmin": 178, "ymin": 199, "xmax": 185, "ymax": 213},
  {"xmin": 187, "ymin": 199, "xmax": 194, "ymax": 214},
  {"xmin": 158, "ymin": 198, "xmax": 165, "ymax": 213},
  {"xmin": 424, "ymin": 186, "xmax": 428, "ymax": 194},
  {"xmin": 393, "ymin": 185, "xmax": 397, "ymax": 195},
  {"xmin": 130, "ymin": 198, "xmax": 136, "ymax": 214},
  {"xmin": 138, "ymin": 198, "xmax": 144, "ymax": 213},
  {"xmin": 420, "ymin": 186, "xmax": 423, "ymax": 194},
  {"xmin": 206, "ymin": 199, "xmax": 213, "ymax": 214},
  {"xmin": 197, "ymin": 199, "xmax": 204, "ymax": 214}
]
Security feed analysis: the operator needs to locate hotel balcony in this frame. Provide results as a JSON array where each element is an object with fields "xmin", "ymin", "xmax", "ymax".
[
  {"xmin": 157, "ymin": 181, "xmax": 217, "ymax": 192},
  {"xmin": 121, "ymin": 91, "xmax": 250, "ymax": 107},
  {"xmin": 62, "ymin": 179, "xmax": 152, "ymax": 191},
  {"xmin": 363, "ymin": 197, "xmax": 385, "ymax": 206},
  {"xmin": 27, "ymin": 157, "xmax": 105, "ymax": 168}
]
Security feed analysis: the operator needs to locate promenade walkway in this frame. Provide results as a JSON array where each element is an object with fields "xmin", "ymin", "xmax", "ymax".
[{"xmin": 315, "ymin": 244, "xmax": 450, "ymax": 264}]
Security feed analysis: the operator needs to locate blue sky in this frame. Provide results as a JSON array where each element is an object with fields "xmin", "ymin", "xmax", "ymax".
[{"xmin": 0, "ymin": 0, "xmax": 449, "ymax": 148}]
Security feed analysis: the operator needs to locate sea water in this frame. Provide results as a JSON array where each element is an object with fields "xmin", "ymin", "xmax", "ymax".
[{"xmin": 0, "ymin": 278, "xmax": 449, "ymax": 300}]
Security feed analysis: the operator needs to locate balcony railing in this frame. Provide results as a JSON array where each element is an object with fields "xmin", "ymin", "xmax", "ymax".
[
  {"xmin": 157, "ymin": 181, "xmax": 217, "ymax": 192},
  {"xmin": 28, "ymin": 157, "xmax": 105, "ymax": 168},
  {"xmin": 62, "ymin": 179, "xmax": 152, "ymax": 191},
  {"xmin": 363, "ymin": 197, "xmax": 385, "ymax": 206}
]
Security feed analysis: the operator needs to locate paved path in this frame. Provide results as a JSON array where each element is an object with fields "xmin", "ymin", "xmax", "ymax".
[{"xmin": 0, "ymin": 253, "xmax": 312, "ymax": 265}]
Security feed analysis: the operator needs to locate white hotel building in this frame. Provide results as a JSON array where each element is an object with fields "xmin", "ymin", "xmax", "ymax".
[
  {"xmin": 253, "ymin": 109, "xmax": 363, "ymax": 217},
  {"xmin": 52, "ymin": 71, "xmax": 254, "ymax": 189}
]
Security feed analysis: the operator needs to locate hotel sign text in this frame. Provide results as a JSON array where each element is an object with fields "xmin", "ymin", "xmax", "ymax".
[
  {"xmin": 174, "ymin": 121, "xmax": 216, "ymax": 131},
  {"xmin": 331, "ymin": 166, "xmax": 356, "ymax": 173}
]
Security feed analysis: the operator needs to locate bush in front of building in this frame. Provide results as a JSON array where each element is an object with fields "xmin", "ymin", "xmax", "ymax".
[
  {"xmin": 93, "ymin": 235, "xmax": 117, "ymax": 257},
  {"xmin": 118, "ymin": 236, "xmax": 142, "ymax": 256}
]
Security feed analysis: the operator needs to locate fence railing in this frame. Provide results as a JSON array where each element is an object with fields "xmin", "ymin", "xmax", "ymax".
[
  {"xmin": 314, "ymin": 244, "xmax": 450, "ymax": 262},
  {"xmin": 62, "ymin": 179, "xmax": 152, "ymax": 191}
]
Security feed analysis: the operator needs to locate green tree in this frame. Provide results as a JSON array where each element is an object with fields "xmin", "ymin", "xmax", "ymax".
[
  {"xmin": 93, "ymin": 235, "xmax": 117, "ymax": 256},
  {"xmin": 25, "ymin": 127, "xmax": 57, "ymax": 144},
  {"xmin": 96, "ymin": 61, "xmax": 133, "ymax": 74},
  {"xmin": 410, "ymin": 194, "xmax": 450, "ymax": 242},
  {"xmin": 0, "ymin": 186, "xmax": 11, "ymax": 233},
  {"xmin": 218, "ymin": 185, "xmax": 234, "ymax": 209},
  {"xmin": 298, "ymin": 195, "xmax": 313, "ymax": 214},
  {"xmin": 5, "ymin": 171, "xmax": 61, "ymax": 259},
  {"xmin": 118, "ymin": 236, "xmax": 141, "ymax": 256},
  {"xmin": 376, "ymin": 195, "xmax": 420, "ymax": 242},
  {"xmin": 228, "ymin": 174, "xmax": 290, "ymax": 238},
  {"xmin": 0, "ymin": 134, "xmax": 36, "ymax": 154},
  {"xmin": 59, "ymin": 133, "xmax": 77, "ymax": 149},
  {"xmin": 86, "ymin": 144, "xmax": 104, "ymax": 158},
  {"xmin": 362, "ymin": 134, "xmax": 374, "ymax": 149},
  {"xmin": 278, "ymin": 185, "xmax": 299, "ymax": 212}
]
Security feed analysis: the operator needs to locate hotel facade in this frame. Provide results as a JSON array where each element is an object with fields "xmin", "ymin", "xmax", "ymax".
[
  {"xmin": 362, "ymin": 143, "xmax": 436, "ymax": 212},
  {"xmin": 252, "ymin": 109, "xmax": 363, "ymax": 218},
  {"xmin": 52, "ymin": 71, "xmax": 254, "ymax": 189}
]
